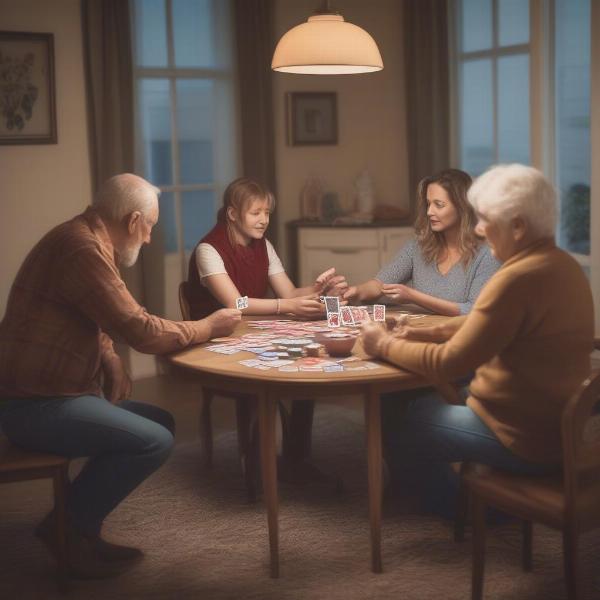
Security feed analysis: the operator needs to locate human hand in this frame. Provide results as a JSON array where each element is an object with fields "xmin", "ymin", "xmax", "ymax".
[
  {"xmin": 360, "ymin": 321, "xmax": 394, "ymax": 358},
  {"xmin": 206, "ymin": 308, "xmax": 242, "ymax": 337},
  {"xmin": 102, "ymin": 355, "xmax": 132, "ymax": 404},
  {"xmin": 314, "ymin": 267, "xmax": 336, "ymax": 292},
  {"xmin": 287, "ymin": 295, "xmax": 324, "ymax": 318},
  {"xmin": 342, "ymin": 285, "xmax": 359, "ymax": 303},
  {"xmin": 322, "ymin": 274, "xmax": 349, "ymax": 297},
  {"xmin": 381, "ymin": 283, "xmax": 413, "ymax": 304}
]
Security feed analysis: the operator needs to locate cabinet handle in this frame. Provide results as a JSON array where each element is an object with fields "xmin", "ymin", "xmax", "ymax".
[{"xmin": 329, "ymin": 248, "xmax": 361, "ymax": 254}]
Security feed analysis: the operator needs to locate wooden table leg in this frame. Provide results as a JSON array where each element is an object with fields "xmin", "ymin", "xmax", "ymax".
[
  {"xmin": 365, "ymin": 387, "xmax": 383, "ymax": 573},
  {"xmin": 200, "ymin": 387, "xmax": 214, "ymax": 470},
  {"xmin": 258, "ymin": 390, "xmax": 279, "ymax": 578}
]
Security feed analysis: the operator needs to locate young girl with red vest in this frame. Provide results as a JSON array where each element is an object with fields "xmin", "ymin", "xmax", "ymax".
[{"xmin": 188, "ymin": 177, "xmax": 346, "ymax": 319}]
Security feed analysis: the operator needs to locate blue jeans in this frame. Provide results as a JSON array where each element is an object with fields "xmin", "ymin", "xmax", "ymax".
[
  {"xmin": 382, "ymin": 387, "xmax": 556, "ymax": 517},
  {"xmin": 0, "ymin": 395, "xmax": 174, "ymax": 536}
]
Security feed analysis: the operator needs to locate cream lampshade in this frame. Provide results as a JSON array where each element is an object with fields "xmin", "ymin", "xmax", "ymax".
[{"xmin": 271, "ymin": 3, "xmax": 383, "ymax": 75}]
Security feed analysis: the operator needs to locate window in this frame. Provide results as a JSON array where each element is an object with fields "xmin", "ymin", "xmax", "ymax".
[
  {"xmin": 452, "ymin": 0, "xmax": 591, "ymax": 259},
  {"xmin": 131, "ymin": 0, "xmax": 239, "ymax": 317},
  {"xmin": 554, "ymin": 0, "xmax": 590, "ymax": 256},
  {"xmin": 455, "ymin": 0, "xmax": 530, "ymax": 176}
]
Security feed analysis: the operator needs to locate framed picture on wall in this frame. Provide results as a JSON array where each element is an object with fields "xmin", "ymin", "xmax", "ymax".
[
  {"xmin": 286, "ymin": 92, "xmax": 337, "ymax": 146},
  {"xmin": 0, "ymin": 31, "xmax": 57, "ymax": 144}
]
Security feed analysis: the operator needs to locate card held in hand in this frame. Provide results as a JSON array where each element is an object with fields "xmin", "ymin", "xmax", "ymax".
[
  {"xmin": 236, "ymin": 296, "xmax": 249, "ymax": 310},
  {"xmin": 324, "ymin": 296, "xmax": 340, "ymax": 316},
  {"xmin": 373, "ymin": 304, "xmax": 386, "ymax": 322}
]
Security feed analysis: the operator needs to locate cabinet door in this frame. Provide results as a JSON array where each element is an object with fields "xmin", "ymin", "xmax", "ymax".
[
  {"xmin": 378, "ymin": 227, "xmax": 413, "ymax": 268},
  {"xmin": 300, "ymin": 247, "xmax": 380, "ymax": 287},
  {"xmin": 298, "ymin": 228, "xmax": 380, "ymax": 286}
]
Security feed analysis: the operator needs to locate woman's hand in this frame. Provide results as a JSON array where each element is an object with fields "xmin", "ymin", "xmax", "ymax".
[
  {"xmin": 360, "ymin": 321, "xmax": 395, "ymax": 358},
  {"xmin": 322, "ymin": 274, "xmax": 349, "ymax": 297},
  {"xmin": 343, "ymin": 285, "xmax": 359, "ymax": 303},
  {"xmin": 206, "ymin": 308, "xmax": 242, "ymax": 337},
  {"xmin": 285, "ymin": 295, "xmax": 324, "ymax": 317},
  {"xmin": 381, "ymin": 283, "xmax": 413, "ymax": 304}
]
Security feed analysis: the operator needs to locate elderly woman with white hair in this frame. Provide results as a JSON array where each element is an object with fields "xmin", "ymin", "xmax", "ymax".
[{"xmin": 361, "ymin": 164, "xmax": 595, "ymax": 510}]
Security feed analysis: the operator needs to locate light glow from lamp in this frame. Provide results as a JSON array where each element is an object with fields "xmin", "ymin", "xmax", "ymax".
[{"xmin": 271, "ymin": 11, "xmax": 383, "ymax": 75}]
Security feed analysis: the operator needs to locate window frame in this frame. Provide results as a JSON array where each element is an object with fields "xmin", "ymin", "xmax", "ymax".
[
  {"xmin": 130, "ymin": 0, "xmax": 238, "ymax": 281},
  {"xmin": 449, "ymin": 0, "xmax": 592, "ymax": 268}
]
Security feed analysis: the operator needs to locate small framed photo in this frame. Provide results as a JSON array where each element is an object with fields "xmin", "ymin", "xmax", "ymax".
[
  {"xmin": 0, "ymin": 31, "xmax": 57, "ymax": 145},
  {"xmin": 286, "ymin": 92, "xmax": 337, "ymax": 146}
]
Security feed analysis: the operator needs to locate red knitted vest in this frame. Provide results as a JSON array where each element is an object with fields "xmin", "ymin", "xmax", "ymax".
[{"xmin": 187, "ymin": 221, "xmax": 270, "ymax": 319}]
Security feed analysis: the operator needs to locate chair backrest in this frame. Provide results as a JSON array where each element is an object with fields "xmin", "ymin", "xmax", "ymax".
[
  {"xmin": 178, "ymin": 281, "xmax": 191, "ymax": 321},
  {"xmin": 561, "ymin": 369, "xmax": 600, "ymax": 508}
]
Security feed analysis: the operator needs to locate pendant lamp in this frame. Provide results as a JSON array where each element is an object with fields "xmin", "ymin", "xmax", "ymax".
[{"xmin": 271, "ymin": 1, "xmax": 383, "ymax": 75}]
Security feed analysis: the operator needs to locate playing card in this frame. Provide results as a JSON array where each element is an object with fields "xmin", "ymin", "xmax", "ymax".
[
  {"xmin": 323, "ymin": 364, "xmax": 344, "ymax": 372},
  {"xmin": 350, "ymin": 306, "xmax": 370, "ymax": 324},
  {"xmin": 324, "ymin": 296, "xmax": 340, "ymax": 315},
  {"xmin": 340, "ymin": 306, "xmax": 355, "ymax": 326},
  {"xmin": 327, "ymin": 312, "xmax": 340, "ymax": 328},
  {"xmin": 235, "ymin": 296, "xmax": 249, "ymax": 309},
  {"xmin": 373, "ymin": 304, "xmax": 386, "ymax": 322}
]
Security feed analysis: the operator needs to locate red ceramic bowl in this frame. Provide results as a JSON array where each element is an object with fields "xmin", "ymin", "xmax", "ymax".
[{"xmin": 321, "ymin": 333, "xmax": 357, "ymax": 357}]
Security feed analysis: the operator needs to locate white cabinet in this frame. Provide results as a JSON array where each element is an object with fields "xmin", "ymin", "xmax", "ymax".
[
  {"xmin": 377, "ymin": 227, "xmax": 414, "ymax": 266},
  {"xmin": 297, "ymin": 226, "xmax": 412, "ymax": 286}
]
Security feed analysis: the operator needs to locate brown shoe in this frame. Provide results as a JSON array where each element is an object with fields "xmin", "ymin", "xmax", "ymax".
[{"xmin": 89, "ymin": 536, "xmax": 144, "ymax": 563}]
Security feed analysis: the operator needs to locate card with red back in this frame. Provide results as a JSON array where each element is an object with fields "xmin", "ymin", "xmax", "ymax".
[
  {"xmin": 327, "ymin": 312, "xmax": 340, "ymax": 328},
  {"xmin": 373, "ymin": 304, "xmax": 386, "ymax": 322},
  {"xmin": 340, "ymin": 306, "xmax": 355, "ymax": 326}
]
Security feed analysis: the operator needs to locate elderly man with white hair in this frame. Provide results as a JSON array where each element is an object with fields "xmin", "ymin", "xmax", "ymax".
[
  {"xmin": 0, "ymin": 173, "xmax": 241, "ymax": 578},
  {"xmin": 360, "ymin": 164, "xmax": 594, "ymax": 513}
]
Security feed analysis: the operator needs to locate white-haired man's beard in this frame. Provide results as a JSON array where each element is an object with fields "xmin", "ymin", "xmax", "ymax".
[{"xmin": 120, "ymin": 243, "xmax": 142, "ymax": 268}]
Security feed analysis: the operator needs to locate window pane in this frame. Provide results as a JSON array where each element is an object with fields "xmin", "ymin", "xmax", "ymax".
[
  {"xmin": 498, "ymin": 54, "xmax": 530, "ymax": 164},
  {"xmin": 460, "ymin": 0, "xmax": 492, "ymax": 53},
  {"xmin": 555, "ymin": 0, "xmax": 590, "ymax": 255},
  {"xmin": 181, "ymin": 190, "xmax": 217, "ymax": 251},
  {"xmin": 498, "ymin": 0, "xmax": 529, "ymax": 46},
  {"xmin": 176, "ymin": 80, "xmax": 214, "ymax": 185},
  {"xmin": 173, "ymin": 0, "xmax": 215, "ymax": 67},
  {"xmin": 157, "ymin": 192, "xmax": 178, "ymax": 254},
  {"xmin": 460, "ymin": 59, "xmax": 494, "ymax": 175},
  {"xmin": 133, "ymin": 0, "xmax": 168, "ymax": 67},
  {"xmin": 138, "ymin": 79, "xmax": 173, "ymax": 186}
]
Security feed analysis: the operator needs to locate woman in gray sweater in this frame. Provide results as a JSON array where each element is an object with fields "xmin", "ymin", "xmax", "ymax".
[{"xmin": 344, "ymin": 169, "xmax": 499, "ymax": 315}]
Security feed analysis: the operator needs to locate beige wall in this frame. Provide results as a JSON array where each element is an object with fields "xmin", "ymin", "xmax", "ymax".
[
  {"xmin": 271, "ymin": 0, "xmax": 409, "ymax": 267},
  {"xmin": 0, "ymin": 0, "xmax": 92, "ymax": 315}
]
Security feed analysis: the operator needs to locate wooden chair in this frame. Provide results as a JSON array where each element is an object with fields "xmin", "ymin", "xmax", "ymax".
[
  {"xmin": 0, "ymin": 438, "xmax": 70, "ymax": 592},
  {"xmin": 461, "ymin": 370, "xmax": 600, "ymax": 600},
  {"xmin": 178, "ymin": 281, "xmax": 259, "ymax": 500}
]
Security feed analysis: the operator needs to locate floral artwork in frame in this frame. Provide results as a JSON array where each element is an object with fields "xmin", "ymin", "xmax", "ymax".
[{"xmin": 0, "ymin": 31, "xmax": 57, "ymax": 144}]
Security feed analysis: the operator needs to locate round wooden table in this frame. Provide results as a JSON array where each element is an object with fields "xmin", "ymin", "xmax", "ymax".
[{"xmin": 168, "ymin": 315, "xmax": 446, "ymax": 577}]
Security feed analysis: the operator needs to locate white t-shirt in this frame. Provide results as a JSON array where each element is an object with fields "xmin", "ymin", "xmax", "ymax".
[{"xmin": 195, "ymin": 240, "xmax": 285, "ymax": 286}]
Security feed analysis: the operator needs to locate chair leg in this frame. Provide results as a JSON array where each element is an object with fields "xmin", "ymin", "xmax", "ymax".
[
  {"xmin": 454, "ymin": 463, "xmax": 469, "ymax": 542},
  {"xmin": 562, "ymin": 525, "xmax": 579, "ymax": 600},
  {"xmin": 53, "ymin": 464, "xmax": 70, "ymax": 593},
  {"xmin": 522, "ymin": 520, "xmax": 533, "ymax": 572},
  {"xmin": 471, "ymin": 493, "xmax": 487, "ymax": 600},
  {"xmin": 200, "ymin": 388, "xmax": 214, "ymax": 470}
]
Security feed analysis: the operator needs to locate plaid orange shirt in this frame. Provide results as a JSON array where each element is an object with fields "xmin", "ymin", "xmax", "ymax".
[{"xmin": 0, "ymin": 208, "xmax": 210, "ymax": 399}]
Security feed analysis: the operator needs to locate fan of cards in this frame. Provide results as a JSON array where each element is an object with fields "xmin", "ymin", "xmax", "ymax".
[{"xmin": 322, "ymin": 296, "xmax": 386, "ymax": 327}]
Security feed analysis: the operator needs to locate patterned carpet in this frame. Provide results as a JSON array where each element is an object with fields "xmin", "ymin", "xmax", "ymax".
[{"xmin": 1, "ymin": 404, "xmax": 599, "ymax": 600}]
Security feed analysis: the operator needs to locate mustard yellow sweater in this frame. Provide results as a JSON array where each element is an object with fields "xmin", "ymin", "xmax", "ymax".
[{"xmin": 382, "ymin": 240, "xmax": 594, "ymax": 464}]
